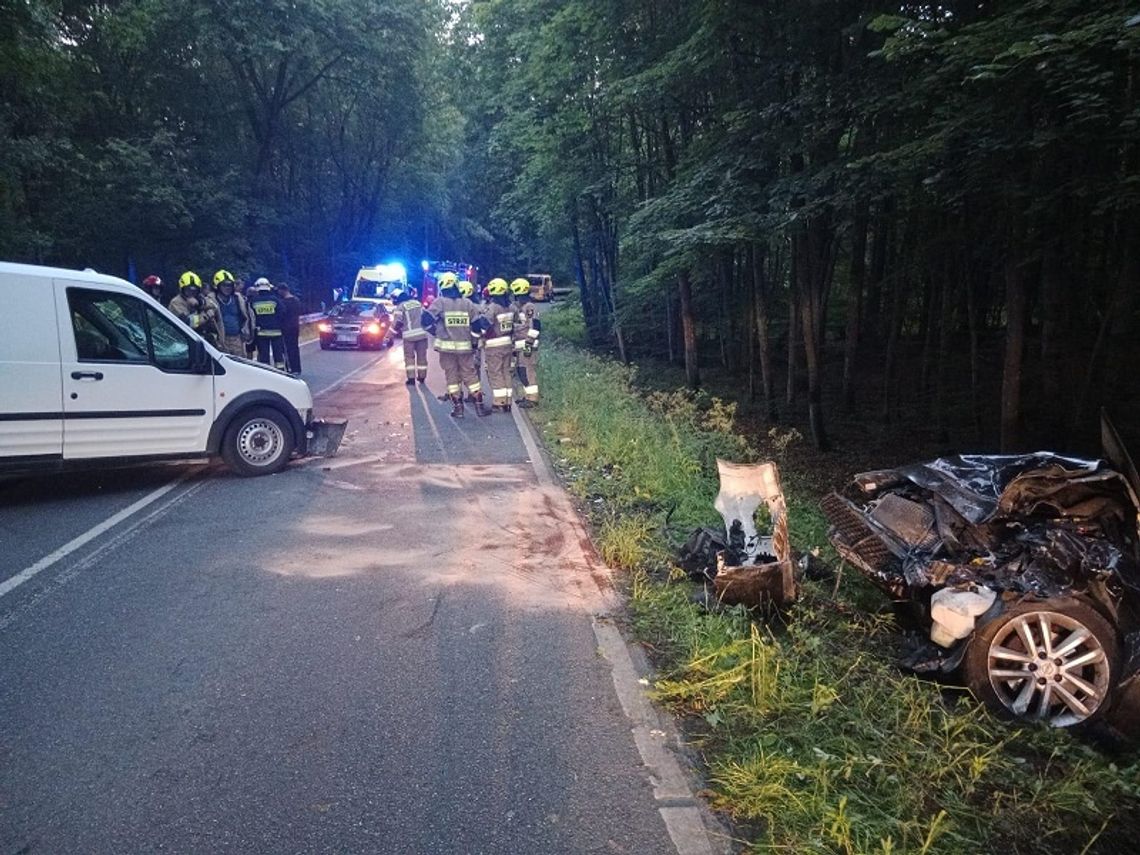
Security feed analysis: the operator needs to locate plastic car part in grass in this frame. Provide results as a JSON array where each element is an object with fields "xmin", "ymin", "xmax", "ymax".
[{"xmin": 706, "ymin": 460, "xmax": 798, "ymax": 608}]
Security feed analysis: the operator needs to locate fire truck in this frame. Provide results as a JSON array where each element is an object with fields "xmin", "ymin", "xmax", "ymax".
[{"xmin": 420, "ymin": 260, "xmax": 478, "ymax": 306}]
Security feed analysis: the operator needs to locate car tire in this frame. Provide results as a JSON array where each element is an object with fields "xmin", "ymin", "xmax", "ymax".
[
  {"xmin": 220, "ymin": 406, "xmax": 296, "ymax": 477},
  {"xmin": 319, "ymin": 340, "xmax": 331, "ymax": 350},
  {"xmin": 963, "ymin": 597, "xmax": 1119, "ymax": 727}
]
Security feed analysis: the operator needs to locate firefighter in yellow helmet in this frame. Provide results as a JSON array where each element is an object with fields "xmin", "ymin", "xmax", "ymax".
[
  {"xmin": 457, "ymin": 280, "xmax": 482, "ymax": 398},
  {"xmin": 510, "ymin": 277, "xmax": 541, "ymax": 407},
  {"xmin": 481, "ymin": 278, "xmax": 519, "ymax": 411},
  {"xmin": 423, "ymin": 272, "xmax": 489, "ymax": 417},
  {"xmin": 211, "ymin": 269, "xmax": 253, "ymax": 357},
  {"xmin": 169, "ymin": 271, "xmax": 222, "ymax": 345}
]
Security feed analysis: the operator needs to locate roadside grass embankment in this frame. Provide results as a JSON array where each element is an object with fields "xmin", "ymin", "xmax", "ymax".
[{"xmin": 534, "ymin": 304, "xmax": 1140, "ymax": 854}]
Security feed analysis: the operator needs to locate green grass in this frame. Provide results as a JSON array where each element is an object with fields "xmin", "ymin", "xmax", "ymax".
[{"xmin": 531, "ymin": 324, "xmax": 1140, "ymax": 855}]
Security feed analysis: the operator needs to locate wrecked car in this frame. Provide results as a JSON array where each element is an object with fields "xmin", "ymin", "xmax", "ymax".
[{"xmin": 821, "ymin": 418, "xmax": 1140, "ymax": 728}]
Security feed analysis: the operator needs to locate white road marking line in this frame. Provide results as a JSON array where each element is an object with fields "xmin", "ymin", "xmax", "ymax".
[
  {"xmin": 0, "ymin": 479, "xmax": 205, "ymax": 630},
  {"xmin": 0, "ymin": 475, "xmax": 191, "ymax": 600}
]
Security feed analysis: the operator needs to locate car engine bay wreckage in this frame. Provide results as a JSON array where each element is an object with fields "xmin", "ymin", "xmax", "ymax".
[{"xmin": 820, "ymin": 416, "xmax": 1140, "ymax": 733}]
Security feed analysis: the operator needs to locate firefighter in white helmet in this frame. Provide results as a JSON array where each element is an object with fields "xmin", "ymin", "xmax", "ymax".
[
  {"xmin": 509, "ymin": 277, "xmax": 541, "ymax": 407},
  {"xmin": 394, "ymin": 284, "xmax": 430, "ymax": 385},
  {"xmin": 423, "ymin": 272, "xmax": 490, "ymax": 417}
]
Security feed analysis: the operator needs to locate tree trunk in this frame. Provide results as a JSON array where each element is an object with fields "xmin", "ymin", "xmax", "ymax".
[
  {"xmin": 1000, "ymin": 256, "xmax": 1028, "ymax": 451},
  {"xmin": 933, "ymin": 264, "xmax": 955, "ymax": 445},
  {"xmin": 966, "ymin": 266, "xmax": 984, "ymax": 444},
  {"xmin": 718, "ymin": 252, "xmax": 732, "ymax": 371},
  {"xmin": 751, "ymin": 242, "xmax": 777, "ymax": 422},
  {"xmin": 842, "ymin": 211, "xmax": 867, "ymax": 411},
  {"xmin": 1039, "ymin": 239, "xmax": 1065, "ymax": 446},
  {"xmin": 786, "ymin": 246, "xmax": 799, "ymax": 407},
  {"xmin": 678, "ymin": 271, "xmax": 700, "ymax": 389},
  {"xmin": 796, "ymin": 220, "xmax": 834, "ymax": 451}
]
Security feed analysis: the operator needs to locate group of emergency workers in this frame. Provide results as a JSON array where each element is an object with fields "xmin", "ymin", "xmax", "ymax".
[
  {"xmin": 139, "ymin": 271, "xmax": 303, "ymax": 375},
  {"xmin": 390, "ymin": 273, "xmax": 541, "ymax": 418}
]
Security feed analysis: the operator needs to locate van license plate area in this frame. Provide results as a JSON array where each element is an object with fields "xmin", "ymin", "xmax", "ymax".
[{"xmin": 336, "ymin": 333, "xmax": 356, "ymax": 343}]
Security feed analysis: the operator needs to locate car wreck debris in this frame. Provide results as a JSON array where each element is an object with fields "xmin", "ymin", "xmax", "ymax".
[
  {"xmin": 680, "ymin": 460, "xmax": 798, "ymax": 608},
  {"xmin": 822, "ymin": 432, "xmax": 1140, "ymax": 729}
]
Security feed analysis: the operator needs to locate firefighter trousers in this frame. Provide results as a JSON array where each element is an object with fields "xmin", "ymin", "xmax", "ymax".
[
  {"xmin": 403, "ymin": 337, "xmax": 429, "ymax": 380},
  {"xmin": 438, "ymin": 350, "xmax": 480, "ymax": 397},
  {"xmin": 256, "ymin": 334, "xmax": 286, "ymax": 370},
  {"xmin": 484, "ymin": 346, "xmax": 514, "ymax": 407},
  {"xmin": 516, "ymin": 349, "xmax": 540, "ymax": 402}
]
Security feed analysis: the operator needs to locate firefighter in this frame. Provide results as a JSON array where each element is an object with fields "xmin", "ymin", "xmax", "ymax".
[
  {"xmin": 250, "ymin": 277, "xmax": 286, "ymax": 369},
  {"xmin": 394, "ymin": 285, "xmax": 430, "ymax": 385},
  {"xmin": 510, "ymin": 277, "xmax": 542, "ymax": 407},
  {"xmin": 169, "ymin": 271, "xmax": 221, "ymax": 345},
  {"xmin": 212, "ymin": 269, "xmax": 253, "ymax": 357},
  {"xmin": 424, "ymin": 272, "xmax": 490, "ymax": 418},
  {"xmin": 481, "ymin": 278, "xmax": 518, "ymax": 412},
  {"xmin": 140, "ymin": 274, "xmax": 164, "ymax": 302},
  {"xmin": 457, "ymin": 279, "xmax": 482, "ymax": 399}
]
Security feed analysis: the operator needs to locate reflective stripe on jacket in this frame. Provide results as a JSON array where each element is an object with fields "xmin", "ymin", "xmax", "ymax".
[
  {"xmin": 425, "ymin": 295, "xmax": 478, "ymax": 352},
  {"xmin": 397, "ymin": 299, "xmax": 428, "ymax": 340}
]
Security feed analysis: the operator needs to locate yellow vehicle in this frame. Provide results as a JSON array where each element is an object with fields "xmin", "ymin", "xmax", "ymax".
[{"xmin": 526, "ymin": 273, "xmax": 554, "ymax": 302}]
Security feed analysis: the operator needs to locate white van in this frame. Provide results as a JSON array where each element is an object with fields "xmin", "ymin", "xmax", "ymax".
[{"xmin": 0, "ymin": 262, "xmax": 328, "ymax": 477}]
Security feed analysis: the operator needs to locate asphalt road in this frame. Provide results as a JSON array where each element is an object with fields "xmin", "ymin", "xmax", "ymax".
[{"xmin": 0, "ymin": 336, "xmax": 687, "ymax": 854}]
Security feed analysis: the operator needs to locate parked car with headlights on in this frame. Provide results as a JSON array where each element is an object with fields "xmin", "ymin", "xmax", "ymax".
[{"xmin": 317, "ymin": 300, "xmax": 393, "ymax": 350}]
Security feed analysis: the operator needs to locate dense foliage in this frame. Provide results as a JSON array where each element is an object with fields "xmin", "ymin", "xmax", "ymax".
[
  {"xmin": 4, "ymin": 1, "xmax": 1138, "ymax": 448},
  {"xmin": 0, "ymin": 0, "xmax": 458, "ymax": 307},
  {"xmin": 454, "ymin": 0, "xmax": 1140, "ymax": 453}
]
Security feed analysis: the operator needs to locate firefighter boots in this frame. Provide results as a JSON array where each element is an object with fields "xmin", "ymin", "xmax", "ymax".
[
  {"xmin": 474, "ymin": 391, "xmax": 490, "ymax": 417},
  {"xmin": 450, "ymin": 394, "xmax": 465, "ymax": 418}
]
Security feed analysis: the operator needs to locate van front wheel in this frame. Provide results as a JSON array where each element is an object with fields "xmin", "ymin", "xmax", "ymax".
[{"xmin": 221, "ymin": 406, "xmax": 295, "ymax": 476}]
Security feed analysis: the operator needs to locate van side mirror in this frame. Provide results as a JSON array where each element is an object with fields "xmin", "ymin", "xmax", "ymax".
[{"xmin": 190, "ymin": 339, "xmax": 212, "ymax": 374}]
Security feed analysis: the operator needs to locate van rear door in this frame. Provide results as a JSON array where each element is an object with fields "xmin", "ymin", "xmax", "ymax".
[
  {"xmin": 56, "ymin": 281, "xmax": 215, "ymax": 459},
  {"xmin": 0, "ymin": 268, "xmax": 64, "ymax": 461}
]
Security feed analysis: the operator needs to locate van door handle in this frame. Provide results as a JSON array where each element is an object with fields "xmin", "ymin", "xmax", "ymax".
[{"xmin": 71, "ymin": 371, "xmax": 104, "ymax": 381}]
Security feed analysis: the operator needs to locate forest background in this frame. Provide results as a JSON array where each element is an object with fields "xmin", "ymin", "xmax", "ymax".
[{"xmin": 2, "ymin": 0, "xmax": 1138, "ymax": 456}]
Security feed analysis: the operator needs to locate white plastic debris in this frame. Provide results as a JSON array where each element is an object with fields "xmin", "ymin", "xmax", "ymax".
[
  {"xmin": 714, "ymin": 460, "xmax": 785, "ymax": 562},
  {"xmin": 929, "ymin": 586, "xmax": 997, "ymax": 647}
]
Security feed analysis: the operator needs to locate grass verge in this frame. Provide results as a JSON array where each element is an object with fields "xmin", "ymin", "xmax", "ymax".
[{"xmin": 531, "ymin": 313, "xmax": 1140, "ymax": 854}]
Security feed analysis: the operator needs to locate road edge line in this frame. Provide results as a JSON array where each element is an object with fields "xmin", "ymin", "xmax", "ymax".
[
  {"xmin": 510, "ymin": 405, "xmax": 724, "ymax": 855},
  {"xmin": 0, "ymin": 474, "xmax": 190, "ymax": 599}
]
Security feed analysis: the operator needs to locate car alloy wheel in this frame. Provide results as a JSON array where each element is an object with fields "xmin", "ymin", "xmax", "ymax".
[{"xmin": 964, "ymin": 598, "xmax": 1117, "ymax": 727}]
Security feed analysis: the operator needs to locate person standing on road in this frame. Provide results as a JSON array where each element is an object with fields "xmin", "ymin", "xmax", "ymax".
[
  {"xmin": 140, "ymin": 274, "xmax": 164, "ymax": 302},
  {"xmin": 169, "ymin": 271, "xmax": 221, "ymax": 346},
  {"xmin": 276, "ymin": 281, "xmax": 302, "ymax": 375},
  {"xmin": 481, "ymin": 278, "xmax": 518, "ymax": 412},
  {"xmin": 241, "ymin": 277, "xmax": 259, "ymax": 357},
  {"xmin": 510, "ymin": 277, "xmax": 542, "ymax": 408},
  {"xmin": 250, "ymin": 277, "xmax": 286, "ymax": 370},
  {"xmin": 458, "ymin": 279, "xmax": 482, "ymax": 401},
  {"xmin": 393, "ymin": 285, "xmax": 430, "ymax": 385},
  {"xmin": 424, "ymin": 272, "xmax": 489, "ymax": 418},
  {"xmin": 212, "ymin": 269, "xmax": 253, "ymax": 357}
]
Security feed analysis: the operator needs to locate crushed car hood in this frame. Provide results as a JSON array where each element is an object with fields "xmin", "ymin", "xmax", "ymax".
[{"xmin": 823, "ymin": 453, "xmax": 1140, "ymax": 602}]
